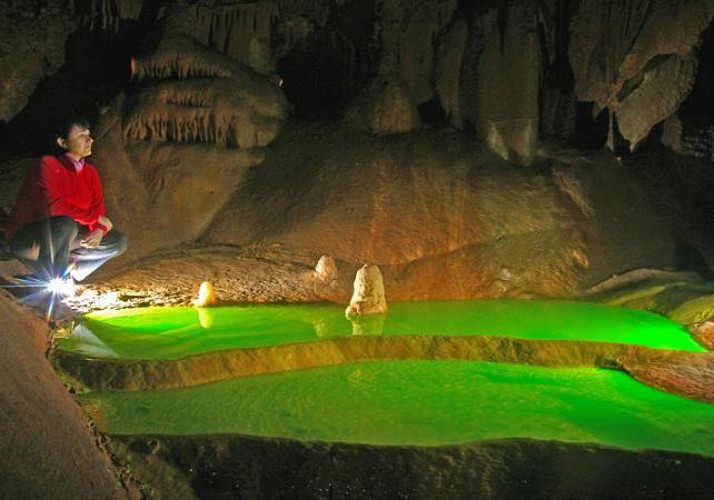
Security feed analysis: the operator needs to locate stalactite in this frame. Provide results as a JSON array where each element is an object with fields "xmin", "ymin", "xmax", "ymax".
[
  {"xmin": 188, "ymin": 1, "xmax": 277, "ymax": 72},
  {"xmin": 378, "ymin": 0, "xmax": 458, "ymax": 103},
  {"xmin": 277, "ymin": 0, "xmax": 335, "ymax": 27},
  {"xmin": 123, "ymin": 6, "xmax": 289, "ymax": 150},
  {"xmin": 70, "ymin": 0, "xmax": 142, "ymax": 31},
  {"xmin": 125, "ymin": 106, "xmax": 249, "ymax": 147},
  {"xmin": 134, "ymin": 56, "xmax": 233, "ymax": 82}
]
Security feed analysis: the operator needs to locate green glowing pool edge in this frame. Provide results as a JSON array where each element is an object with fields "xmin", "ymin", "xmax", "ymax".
[
  {"xmin": 78, "ymin": 361, "xmax": 714, "ymax": 458},
  {"xmin": 57, "ymin": 299, "xmax": 707, "ymax": 362}
]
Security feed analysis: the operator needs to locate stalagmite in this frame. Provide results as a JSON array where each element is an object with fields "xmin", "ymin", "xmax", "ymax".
[
  {"xmin": 345, "ymin": 264, "xmax": 387, "ymax": 319},
  {"xmin": 314, "ymin": 255, "xmax": 338, "ymax": 281},
  {"xmin": 193, "ymin": 281, "xmax": 218, "ymax": 307}
]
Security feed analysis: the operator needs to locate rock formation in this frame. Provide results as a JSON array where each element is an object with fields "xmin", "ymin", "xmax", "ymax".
[
  {"xmin": 0, "ymin": 2, "xmax": 77, "ymax": 123},
  {"xmin": 569, "ymin": 0, "xmax": 714, "ymax": 151},
  {"xmin": 346, "ymin": 73, "xmax": 422, "ymax": 135},
  {"xmin": 0, "ymin": 0, "xmax": 708, "ymax": 289},
  {"xmin": 0, "ymin": 295, "xmax": 133, "ymax": 498},
  {"xmin": 437, "ymin": 2, "xmax": 541, "ymax": 161},
  {"xmin": 193, "ymin": 281, "xmax": 218, "ymax": 307},
  {"xmin": 87, "ymin": 9, "xmax": 290, "ymax": 260},
  {"xmin": 206, "ymin": 127, "xmax": 679, "ymax": 297},
  {"xmin": 313, "ymin": 254, "xmax": 338, "ymax": 281},
  {"xmin": 345, "ymin": 264, "xmax": 388, "ymax": 318}
]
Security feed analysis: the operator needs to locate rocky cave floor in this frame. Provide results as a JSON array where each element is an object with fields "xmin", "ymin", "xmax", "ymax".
[
  {"xmin": 1, "ymin": 238, "xmax": 712, "ymax": 406},
  {"xmin": 2, "ymin": 238, "xmax": 714, "ymax": 499},
  {"xmin": 0, "ymin": 243, "xmax": 353, "ymax": 317}
]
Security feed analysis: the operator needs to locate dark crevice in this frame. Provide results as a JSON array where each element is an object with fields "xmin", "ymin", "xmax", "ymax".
[
  {"xmin": 0, "ymin": 14, "xmax": 158, "ymax": 159},
  {"xmin": 275, "ymin": 2, "xmax": 377, "ymax": 120},
  {"xmin": 680, "ymin": 20, "xmax": 714, "ymax": 128},
  {"xmin": 616, "ymin": 53, "xmax": 674, "ymax": 102}
]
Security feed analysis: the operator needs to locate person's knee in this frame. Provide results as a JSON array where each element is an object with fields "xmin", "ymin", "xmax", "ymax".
[
  {"xmin": 111, "ymin": 231, "xmax": 128, "ymax": 256},
  {"xmin": 9, "ymin": 238, "xmax": 40, "ymax": 262},
  {"xmin": 52, "ymin": 216, "xmax": 79, "ymax": 239}
]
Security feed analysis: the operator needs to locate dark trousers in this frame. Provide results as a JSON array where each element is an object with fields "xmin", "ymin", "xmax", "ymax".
[{"xmin": 9, "ymin": 216, "xmax": 128, "ymax": 282}]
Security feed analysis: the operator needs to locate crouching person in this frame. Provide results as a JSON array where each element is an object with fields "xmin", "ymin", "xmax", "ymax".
[{"xmin": 5, "ymin": 117, "xmax": 127, "ymax": 283}]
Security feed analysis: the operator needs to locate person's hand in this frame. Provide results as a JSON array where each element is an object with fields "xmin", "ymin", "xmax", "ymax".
[
  {"xmin": 97, "ymin": 215, "xmax": 113, "ymax": 232},
  {"xmin": 81, "ymin": 228, "xmax": 104, "ymax": 249}
]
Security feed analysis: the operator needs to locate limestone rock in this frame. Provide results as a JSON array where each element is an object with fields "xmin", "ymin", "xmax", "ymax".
[
  {"xmin": 171, "ymin": 2, "xmax": 279, "ymax": 74},
  {"xmin": 614, "ymin": 54, "xmax": 697, "ymax": 151},
  {"xmin": 127, "ymin": 30, "xmax": 288, "ymax": 149},
  {"xmin": 435, "ymin": 17, "xmax": 468, "ymax": 128},
  {"xmin": 661, "ymin": 113, "xmax": 714, "ymax": 159},
  {"xmin": 111, "ymin": 433, "xmax": 714, "ymax": 500},
  {"xmin": 661, "ymin": 114, "xmax": 686, "ymax": 154},
  {"xmin": 314, "ymin": 255, "xmax": 338, "ymax": 281},
  {"xmin": 569, "ymin": 0, "xmax": 714, "ymax": 150},
  {"xmin": 0, "ymin": 295, "xmax": 131, "ymax": 498},
  {"xmin": 436, "ymin": 3, "xmax": 541, "ymax": 162},
  {"xmin": 71, "ymin": 0, "xmax": 144, "ymax": 31},
  {"xmin": 86, "ymin": 13, "xmax": 289, "ymax": 261},
  {"xmin": 92, "ymin": 107, "xmax": 264, "ymax": 260},
  {"xmin": 0, "ymin": 2, "xmax": 76, "ymax": 123},
  {"xmin": 690, "ymin": 321, "xmax": 714, "ymax": 350},
  {"xmin": 620, "ymin": 348, "xmax": 714, "ymax": 404},
  {"xmin": 347, "ymin": 74, "xmax": 421, "ymax": 135},
  {"xmin": 193, "ymin": 281, "xmax": 218, "ymax": 307},
  {"xmin": 377, "ymin": 0, "xmax": 458, "ymax": 105},
  {"xmin": 205, "ymin": 126, "xmax": 680, "ymax": 298},
  {"xmin": 345, "ymin": 264, "xmax": 387, "ymax": 318},
  {"xmin": 53, "ymin": 329, "xmax": 642, "ymax": 392}
]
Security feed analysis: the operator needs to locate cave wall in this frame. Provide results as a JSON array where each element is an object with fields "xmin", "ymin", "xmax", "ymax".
[
  {"xmin": 0, "ymin": 293, "xmax": 133, "ymax": 498},
  {"xmin": 0, "ymin": 1, "xmax": 77, "ymax": 123},
  {"xmin": 0, "ymin": 0, "xmax": 712, "ymax": 280},
  {"xmin": 3, "ymin": 0, "xmax": 713, "ymax": 148},
  {"xmin": 569, "ymin": 0, "xmax": 714, "ymax": 151}
]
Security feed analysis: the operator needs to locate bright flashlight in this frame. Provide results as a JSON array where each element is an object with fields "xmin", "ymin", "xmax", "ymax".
[{"xmin": 47, "ymin": 278, "xmax": 76, "ymax": 296}]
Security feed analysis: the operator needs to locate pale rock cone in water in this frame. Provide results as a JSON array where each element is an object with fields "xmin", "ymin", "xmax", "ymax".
[
  {"xmin": 345, "ymin": 264, "xmax": 387, "ymax": 319},
  {"xmin": 193, "ymin": 281, "xmax": 218, "ymax": 307}
]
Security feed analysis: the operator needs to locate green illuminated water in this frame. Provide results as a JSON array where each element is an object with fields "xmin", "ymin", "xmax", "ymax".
[
  {"xmin": 81, "ymin": 360, "xmax": 714, "ymax": 455},
  {"xmin": 58, "ymin": 300, "xmax": 704, "ymax": 360}
]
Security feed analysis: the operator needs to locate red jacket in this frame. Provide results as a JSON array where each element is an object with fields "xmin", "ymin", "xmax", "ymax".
[{"xmin": 6, "ymin": 155, "xmax": 107, "ymax": 240}]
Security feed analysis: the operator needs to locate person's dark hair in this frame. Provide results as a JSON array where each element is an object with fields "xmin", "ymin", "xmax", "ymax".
[{"xmin": 50, "ymin": 116, "xmax": 91, "ymax": 154}]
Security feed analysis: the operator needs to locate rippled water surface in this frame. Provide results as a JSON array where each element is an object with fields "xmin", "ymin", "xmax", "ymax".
[
  {"xmin": 81, "ymin": 360, "xmax": 714, "ymax": 454},
  {"xmin": 58, "ymin": 300, "xmax": 705, "ymax": 360}
]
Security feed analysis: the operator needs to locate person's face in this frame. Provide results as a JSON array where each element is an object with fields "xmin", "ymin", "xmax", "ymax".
[{"xmin": 57, "ymin": 125, "xmax": 93, "ymax": 159}]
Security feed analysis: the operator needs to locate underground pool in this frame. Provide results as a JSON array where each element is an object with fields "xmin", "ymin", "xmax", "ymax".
[
  {"xmin": 58, "ymin": 299, "xmax": 706, "ymax": 360},
  {"xmin": 52, "ymin": 299, "xmax": 714, "ymax": 497},
  {"xmin": 79, "ymin": 360, "xmax": 714, "ymax": 455}
]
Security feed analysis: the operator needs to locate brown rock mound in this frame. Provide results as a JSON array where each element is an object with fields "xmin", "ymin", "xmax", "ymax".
[{"xmin": 0, "ymin": 294, "xmax": 134, "ymax": 498}]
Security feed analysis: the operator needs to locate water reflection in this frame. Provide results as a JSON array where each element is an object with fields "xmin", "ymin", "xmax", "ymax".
[
  {"xmin": 349, "ymin": 313, "xmax": 386, "ymax": 336},
  {"xmin": 59, "ymin": 300, "xmax": 704, "ymax": 361}
]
